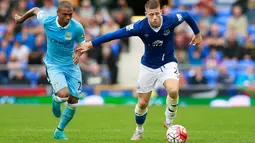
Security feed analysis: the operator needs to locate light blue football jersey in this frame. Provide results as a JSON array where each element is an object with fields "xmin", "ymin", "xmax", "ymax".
[{"xmin": 37, "ymin": 11, "xmax": 85, "ymax": 66}]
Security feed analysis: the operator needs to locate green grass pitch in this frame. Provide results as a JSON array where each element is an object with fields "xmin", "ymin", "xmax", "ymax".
[{"xmin": 0, "ymin": 104, "xmax": 255, "ymax": 143}]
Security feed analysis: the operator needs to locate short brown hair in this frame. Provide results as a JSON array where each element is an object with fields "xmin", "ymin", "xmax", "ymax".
[
  {"xmin": 145, "ymin": 0, "xmax": 160, "ymax": 10},
  {"xmin": 58, "ymin": 1, "xmax": 73, "ymax": 10}
]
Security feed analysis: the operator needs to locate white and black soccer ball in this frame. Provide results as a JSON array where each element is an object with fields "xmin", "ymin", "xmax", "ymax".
[{"xmin": 166, "ymin": 125, "xmax": 188, "ymax": 143}]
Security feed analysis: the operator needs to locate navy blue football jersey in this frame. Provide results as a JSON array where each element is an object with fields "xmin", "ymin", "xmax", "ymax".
[{"xmin": 92, "ymin": 10, "xmax": 199, "ymax": 69}]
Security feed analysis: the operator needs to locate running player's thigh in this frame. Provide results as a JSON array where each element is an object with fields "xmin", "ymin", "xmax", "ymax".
[
  {"xmin": 158, "ymin": 62, "xmax": 180, "ymax": 91},
  {"xmin": 136, "ymin": 64, "xmax": 158, "ymax": 93},
  {"xmin": 64, "ymin": 66, "xmax": 82, "ymax": 98},
  {"xmin": 45, "ymin": 65, "xmax": 68, "ymax": 94}
]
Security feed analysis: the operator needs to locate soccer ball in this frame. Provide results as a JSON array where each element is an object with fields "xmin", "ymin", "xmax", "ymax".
[{"xmin": 166, "ymin": 125, "xmax": 188, "ymax": 143}]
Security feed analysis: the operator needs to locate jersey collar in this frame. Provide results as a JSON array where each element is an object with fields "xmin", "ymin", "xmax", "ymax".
[{"xmin": 56, "ymin": 17, "xmax": 70, "ymax": 29}]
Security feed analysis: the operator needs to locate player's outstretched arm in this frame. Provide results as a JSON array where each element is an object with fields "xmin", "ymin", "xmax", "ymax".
[
  {"xmin": 77, "ymin": 22, "xmax": 140, "ymax": 53},
  {"xmin": 181, "ymin": 11, "xmax": 202, "ymax": 45},
  {"xmin": 14, "ymin": 7, "xmax": 40, "ymax": 24}
]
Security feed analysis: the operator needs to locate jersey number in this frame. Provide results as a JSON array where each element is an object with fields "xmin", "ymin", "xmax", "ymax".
[{"xmin": 78, "ymin": 81, "xmax": 82, "ymax": 91}]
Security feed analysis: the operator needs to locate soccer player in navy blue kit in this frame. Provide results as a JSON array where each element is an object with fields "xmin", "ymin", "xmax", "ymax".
[
  {"xmin": 15, "ymin": 1, "xmax": 87, "ymax": 140},
  {"xmin": 78, "ymin": 0, "xmax": 202, "ymax": 140}
]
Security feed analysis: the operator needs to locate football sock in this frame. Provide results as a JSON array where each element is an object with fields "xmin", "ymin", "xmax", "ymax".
[
  {"xmin": 134, "ymin": 104, "xmax": 147, "ymax": 130},
  {"xmin": 57, "ymin": 104, "xmax": 76, "ymax": 131},
  {"xmin": 165, "ymin": 96, "xmax": 179, "ymax": 122}
]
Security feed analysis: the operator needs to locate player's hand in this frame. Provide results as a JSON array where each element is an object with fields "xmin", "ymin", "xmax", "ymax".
[
  {"xmin": 72, "ymin": 53, "xmax": 80, "ymax": 65},
  {"xmin": 14, "ymin": 14, "xmax": 23, "ymax": 24},
  {"xmin": 190, "ymin": 33, "xmax": 202, "ymax": 46},
  {"xmin": 77, "ymin": 41, "xmax": 93, "ymax": 53}
]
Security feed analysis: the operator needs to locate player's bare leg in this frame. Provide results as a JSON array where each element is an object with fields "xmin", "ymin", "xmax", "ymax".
[
  {"xmin": 131, "ymin": 91, "xmax": 151, "ymax": 140},
  {"xmin": 164, "ymin": 78, "xmax": 179, "ymax": 129},
  {"xmin": 52, "ymin": 87, "xmax": 69, "ymax": 118}
]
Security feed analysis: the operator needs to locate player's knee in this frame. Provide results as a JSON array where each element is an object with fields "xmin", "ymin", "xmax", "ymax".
[
  {"xmin": 138, "ymin": 100, "xmax": 148, "ymax": 109},
  {"xmin": 167, "ymin": 88, "xmax": 179, "ymax": 99},
  {"xmin": 57, "ymin": 90, "xmax": 69, "ymax": 98}
]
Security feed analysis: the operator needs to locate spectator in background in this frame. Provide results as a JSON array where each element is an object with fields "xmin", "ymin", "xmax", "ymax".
[
  {"xmin": 4, "ymin": 20, "xmax": 16, "ymax": 43},
  {"xmin": 16, "ymin": 0, "xmax": 28, "ymax": 15},
  {"xmin": 101, "ymin": 17, "xmax": 120, "ymax": 57},
  {"xmin": 0, "ymin": 0, "xmax": 13, "ymax": 23},
  {"xmin": 78, "ymin": 0, "xmax": 95, "ymax": 21},
  {"xmin": 0, "ymin": 38, "xmax": 12, "ymax": 61},
  {"xmin": 101, "ymin": 46, "xmax": 118, "ymax": 84},
  {"xmin": 0, "ymin": 52, "xmax": 8, "ymax": 84},
  {"xmin": 224, "ymin": 29, "xmax": 241, "ymax": 60},
  {"xmin": 114, "ymin": 0, "xmax": 133, "ymax": 26},
  {"xmin": 162, "ymin": 5, "xmax": 171, "ymax": 14},
  {"xmin": 227, "ymin": 5, "xmax": 248, "ymax": 37},
  {"xmin": 41, "ymin": 0, "xmax": 57, "ymax": 16},
  {"xmin": 238, "ymin": 54, "xmax": 255, "ymax": 70},
  {"xmin": 189, "ymin": 46, "xmax": 203, "ymax": 66},
  {"xmin": 245, "ymin": 35, "xmax": 255, "ymax": 49},
  {"xmin": 204, "ymin": 48, "xmax": 221, "ymax": 69},
  {"xmin": 94, "ymin": 11, "xmax": 105, "ymax": 26},
  {"xmin": 7, "ymin": 40, "xmax": 30, "ymax": 80},
  {"xmin": 247, "ymin": 0, "xmax": 255, "ymax": 24},
  {"xmin": 196, "ymin": 0, "xmax": 216, "ymax": 16},
  {"xmin": 175, "ymin": 49, "xmax": 188, "ymax": 64},
  {"xmin": 189, "ymin": 66, "xmax": 208, "ymax": 85},
  {"xmin": 217, "ymin": 65, "xmax": 234, "ymax": 86},
  {"xmin": 87, "ymin": 19, "xmax": 100, "ymax": 38},
  {"xmin": 199, "ymin": 5, "xmax": 214, "ymax": 31},
  {"xmin": 15, "ymin": 25, "xmax": 35, "ymax": 51},
  {"xmin": 79, "ymin": 53, "xmax": 100, "ymax": 85},
  {"xmin": 235, "ymin": 66, "xmax": 255, "ymax": 87},
  {"xmin": 198, "ymin": 21, "xmax": 209, "ymax": 37},
  {"xmin": 112, "ymin": 0, "xmax": 134, "ymax": 52},
  {"xmin": 28, "ymin": 33, "xmax": 46, "ymax": 65},
  {"xmin": 206, "ymin": 24, "xmax": 224, "ymax": 52}
]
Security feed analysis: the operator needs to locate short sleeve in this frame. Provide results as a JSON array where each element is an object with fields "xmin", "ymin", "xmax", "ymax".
[
  {"xmin": 76, "ymin": 23, "xmax": 85, "ymax": 44},
  {"xmin": 37, "ymin": 11, "xmax": 49, "ymax": 25}
]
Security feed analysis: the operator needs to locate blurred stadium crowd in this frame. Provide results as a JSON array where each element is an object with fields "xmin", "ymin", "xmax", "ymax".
[{"xmin": 0, "ymin": 0, "xmax": 255, "ymax": 88}]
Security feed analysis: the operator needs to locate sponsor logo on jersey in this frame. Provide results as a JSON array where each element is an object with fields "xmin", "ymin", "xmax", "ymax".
[
  {"xmin": 163, "ymin": 29, "xmax": 170, "ymax": 36},
  {"xmin": 152, "ymin": 40, "xmax": 163, "ymax": 47},
  {"xmin": 48, "ymin": 36, "xmax": 72, "ymax": 46},
  {"xmin": 65, "ymin": 32, "xmax": 72, "ymax": 40}
]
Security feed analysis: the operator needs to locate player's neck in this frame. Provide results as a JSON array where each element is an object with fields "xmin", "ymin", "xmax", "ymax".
[
  {"xmin": 148, "ymin": 16, "xmax": 163, "ymax": 32},
  {"xmin": 58, "ymin": 19, "xmax": 68, "ymax": 28}
]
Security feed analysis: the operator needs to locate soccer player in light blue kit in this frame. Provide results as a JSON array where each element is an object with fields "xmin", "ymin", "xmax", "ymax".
[
  {"xmin": 78, "ymin": 0, "xmax": 202, "ymax": 140},
  {"xmin": 14, "ymin": 1, "xmax": 86, "ymax": 140}
]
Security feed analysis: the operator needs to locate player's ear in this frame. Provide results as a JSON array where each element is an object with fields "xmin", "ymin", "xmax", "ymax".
[
  {"xmin": 160, "ymin": 9, "xmax": 162, "ymax": 14},
  {"xmin": 57, "ymin": 8, "xmax": 61, "ymax": 16}
]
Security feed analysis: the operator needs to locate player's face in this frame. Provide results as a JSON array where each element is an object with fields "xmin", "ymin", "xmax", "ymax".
[
  {"xmin": 57, "ymin": 7, "xmax": 73, "ymax": 26},
  {"xmin": 145, "ymin": 7, "xmax": 162, "ymax": 28}
]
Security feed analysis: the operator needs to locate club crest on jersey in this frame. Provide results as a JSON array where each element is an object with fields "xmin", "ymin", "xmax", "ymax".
[
  {"xmin": 65, "ymin": 32, "xmax": 72, "ymax": 40},
  {"xmin": 163, "ymin": 29, "xmax": 170, "ymax": 36}
]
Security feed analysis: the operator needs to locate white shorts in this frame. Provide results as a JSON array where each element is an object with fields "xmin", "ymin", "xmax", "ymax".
[{"xmin": 136, "ymin": 62, "xmax": 180, "ymax": 93}]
